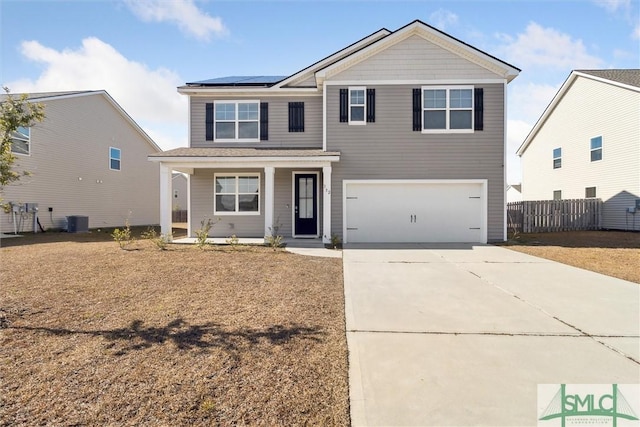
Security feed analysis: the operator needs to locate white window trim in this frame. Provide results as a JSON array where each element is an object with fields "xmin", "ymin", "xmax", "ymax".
[
  {"xmin": 214, "ymin": 100, "xmax": 260, "ymax": 142},
  {"xmin": 11, "ymin": 126, "xmax": 31, "ymax": 156},
  {"xmin": 422, "ymin": 85, "xmax": 474, "ymax": 134},
  {"xmin": 348, "ymin": 86, "xmax": 366, "ymax": 125},
  {"xmin": 109, "ymin": 146, "xmax": 121, "ymax": 171},
  {"xmin": 214, "ymin": 173, "xmax": 261, "ymax": 216},
  {"xmin": 553, "ymin": 147, "xmax": 562, "ymax": 169},
  {"xmin": 590, "ymin": 135, "xmax": 603, "ymax": 162}
]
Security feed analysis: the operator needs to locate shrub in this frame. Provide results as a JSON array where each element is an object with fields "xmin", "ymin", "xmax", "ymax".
[
  {"xmin": 194, "ymin": 219, "xmax": 218, "ymax": 250},
  {"xmin": 141, "ymin": 227, "xmax": 171, "ymax": 251},
  {"xmin": 112, "ymin": 219, "xmax": 133, "ymax": 250}
]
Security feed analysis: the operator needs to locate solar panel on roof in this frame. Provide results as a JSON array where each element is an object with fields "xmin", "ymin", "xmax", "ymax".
[{"xmin": 187, "ymin": 75, "xmax": 287, "ymax": 85}]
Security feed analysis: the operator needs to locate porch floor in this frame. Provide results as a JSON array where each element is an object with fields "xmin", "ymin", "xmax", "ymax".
[{"xmin": 171, "ymin": 236, "xmax": 341, "ymax": 258}]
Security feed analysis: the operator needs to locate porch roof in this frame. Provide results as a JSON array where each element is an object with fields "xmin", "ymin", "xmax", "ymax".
[
  {"xmin": 149, "ymin": 147, "xmax": 340, "ymax": 159},
  {"xmin": 149, "ymin": 147, "xmax": 340, "ymax": 170}
]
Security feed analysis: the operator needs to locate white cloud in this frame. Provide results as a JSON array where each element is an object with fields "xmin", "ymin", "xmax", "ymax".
[
  {"xmin": 429, "ymin": 9, "xmax": 458, "ymax": 31},
  {"xmin": 592, "ymin": 0, "xmax": 631, "ymax": 12},
  {"xmin": 508, "ymin": 81, "xmax": 561, "ymax": 125},
  {"xmin": 496, "ymin": 22, "xmax": 604, "ymax": 70},
  {"xmin": 123, "ymin": 0, "xmax": 227, "ymax": 41},
  {"xmin": 7, "ymin": 37, "xmax": 187, "ymax": 150}
]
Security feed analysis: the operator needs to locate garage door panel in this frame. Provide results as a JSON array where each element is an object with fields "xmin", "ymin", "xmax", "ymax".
[{"xmin": 345, "ymin": 181, "xmax": 485, "ymax": 243}]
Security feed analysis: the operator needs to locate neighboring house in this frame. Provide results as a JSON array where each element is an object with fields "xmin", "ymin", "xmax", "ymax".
[
  {"xmin": 507, "ymin": 184, "xmax": 522, "ymax": 203},
  {"xmin": 517, "ymin": 70, "xmax": 640, "ymax": 231},
  {"xmin": 1, "ymin": 90, "xmax": 161, "ymax": 233},
  {"xmin": 172, "ymin": 173, "xmax": 188, "ymax": 211},
  {"xmin": 149, "ymin": 20, "xmax": 520, "ymax": 243}
]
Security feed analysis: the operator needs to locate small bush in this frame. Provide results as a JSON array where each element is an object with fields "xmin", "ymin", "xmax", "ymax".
[
  {"xmin": 111, "ymin": 219, "xmax": 134, "ymax": 250},
  {"xmin": 141, "ymin": 227, "xmax": 171, "ymax": 250},
  {"xmin": 226, "ymin": 234, "xmax": 240, "ymax": 249},
  {"xmin": 265, "ymin": 220, "xmax": 284, "ymax": 251},
  {"xmin": 194, "ymin": 219, "xmax": 218, "ymax": 250},
  {"xmin": 330, "ymin": 233, "xmax": 342, "ymax": 249}
]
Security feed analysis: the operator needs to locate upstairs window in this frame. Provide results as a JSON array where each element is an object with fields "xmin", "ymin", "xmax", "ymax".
[
  {"xmin": 109, "ymin": 147, "xmax": 121, "ymax": 171},
  {"xmin": 340, "ymin": 88, "xmax": 375, "ymax": 124},
  {"xmin": 422, "ymin": 86, "xmax": 473, "ymax": 132},
  {"xmin": 553, "ymin": 147, "xmax": 562, "ymax": 169},
  {"xmin": 11, "ymin": 126, "xmax": 30, "ymax": 155},
  {"xmin": 585, "ymin": 187, "xmax": 597, "ymax": 198},
  {"xmin": 553, "ymin": 190, "xmax": 562, "ymax": 201},
  {"xmin": 590, "ymin": 136, "xmax": 602, "ymax": 162},
  {"xmin": 349, "ymin": 87, "xmax": 366, "ymax": 124},
  {"xmin": 214, "ymin": 101, "xmax": 259, "ymax": 141}
]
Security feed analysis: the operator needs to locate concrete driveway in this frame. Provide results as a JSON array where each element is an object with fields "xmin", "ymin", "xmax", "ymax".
[{"xmin": 343, "ymin": 244, "xmax": 640, "ymax": 426}]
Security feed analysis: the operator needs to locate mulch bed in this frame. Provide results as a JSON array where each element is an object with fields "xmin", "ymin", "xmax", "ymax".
[{"xmin": 0, "ymin": 231, "xmax": 349, "ymax": 426}]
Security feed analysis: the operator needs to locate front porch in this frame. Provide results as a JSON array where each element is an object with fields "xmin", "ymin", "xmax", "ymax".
[
  {"xmin": 149, "ymin": 148, "xmax": 340, "ymax": 244},
  {"xmin": 171, "ymin": 236, "xmax": 327, "ymax": 247}
]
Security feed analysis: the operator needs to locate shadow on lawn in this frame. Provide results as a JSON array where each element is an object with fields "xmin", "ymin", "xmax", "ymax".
[
  {"xmin": 11, "ymin": 318, "xmax": 324, "ymax": 356},
  {"xmin": 0, "ymin": 227, "xmax": 188, "ymax": 248}
]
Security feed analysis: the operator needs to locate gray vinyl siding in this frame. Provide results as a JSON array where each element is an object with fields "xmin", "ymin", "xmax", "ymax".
[
  {"xmin": 0, "ymin": 94, "xmax": 159, "ymax": 233},
  {"xmin": 189, "ymin": 167, "xmax": 323, "ymax": 238},
  {"xmin": 327, "ymin": 83, "xmax": 506, "ymax": 241},
  {"xmin": 329, "ymin": 34, "xmax": 500, "ymax": 82},
  {"xmin": 284, "ymin": 75, "xmax": 317, "ymax": 88},
  {"xmin": 190, "ymin": 96, "xmax": 322, "ymax": 148}
]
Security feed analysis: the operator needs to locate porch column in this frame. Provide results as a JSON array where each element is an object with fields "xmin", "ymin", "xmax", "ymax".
[
  {"xmin": 159, "ymin": 163, "xmax": 172, "ymax": 239},
  {"xmin": 264, "ymin": 166, "xmax": 275, "ymax": 238},
  {"xmin": 322, "ymin": 165, "xmax": 332, "ymax": 244}
]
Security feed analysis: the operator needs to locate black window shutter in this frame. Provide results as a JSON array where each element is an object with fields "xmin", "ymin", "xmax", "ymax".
[
  {"xmin": 260, "ymin": 102, "xmax": 268, "ymax": 141},
  {"xmin": 366, "ymin": 88, "xmax": 375, "ymax": 123},
  {"xmin": 412, "ymin": 88, "xmax": 422, "ymax": 131},
  {"xmin": 339, "ymin": 89, "xmax": 348, "ymax": 122},
  {"xmin": 205, "ymin": 103, "xmax": 214, "ymax": 140},
  {"xmin": 474, "ymin": 88, "xmax": 484, "ymax": 131},
  {"xmin": 288, "ymin": 102, "xmax": 305, "ymax": 132}
]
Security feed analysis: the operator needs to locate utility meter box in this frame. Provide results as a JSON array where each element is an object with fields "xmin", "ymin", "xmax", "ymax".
[{"xmin": 67, "ymin": 215, "xmax": 89, "ymax": 233}]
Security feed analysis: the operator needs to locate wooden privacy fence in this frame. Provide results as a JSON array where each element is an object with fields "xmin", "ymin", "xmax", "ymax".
[{"xmin": 507, "ymin": 199, "xmax": 602, "ymax": 233}]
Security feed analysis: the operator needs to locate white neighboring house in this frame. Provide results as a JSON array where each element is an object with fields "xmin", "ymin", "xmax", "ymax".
[
  {"xmin": 517, "ymin": 69, "xmax": 640, "ymax": 231},
  {"xmin": 1, "ymin": 90, "xmax": 161, "ymax": 233},
  {"xmin": 506, "ymin": 184, "xmax": 522, "ymax": 203}
]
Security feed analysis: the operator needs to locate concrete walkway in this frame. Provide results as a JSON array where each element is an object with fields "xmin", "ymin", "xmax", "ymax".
[{"xmin": 343, "ymin": 244, "xmax": 640, "ymax": 426}]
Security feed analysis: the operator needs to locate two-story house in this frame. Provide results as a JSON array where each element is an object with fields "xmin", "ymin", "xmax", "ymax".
[
  {"xmin": 150, "ymin": 20, "xmax": 520, "ymax": 244},
  {"xmin": 517, "ymin": 70, "xmax": 640, "ymax": 231},
  {"xmin": 1, "ymin": 90, "xmax": 161, "ymax": 234}
]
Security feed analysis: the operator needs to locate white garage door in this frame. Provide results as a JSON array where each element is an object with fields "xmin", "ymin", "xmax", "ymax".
[{"xmin": 344, "ymin": 180, "xmax": 487, "ymax": 243}]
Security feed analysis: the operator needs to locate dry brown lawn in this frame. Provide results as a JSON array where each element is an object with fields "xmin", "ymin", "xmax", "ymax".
[
  {"xmin": 0, "ymin": 230, "xmax": 349, "ymax": 426},
  {"xmin": 499, "ymin": 230, "xmax": 640, "ymax": 284}
]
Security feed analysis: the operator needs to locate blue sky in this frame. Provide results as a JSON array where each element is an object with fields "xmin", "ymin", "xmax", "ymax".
[{"xmin": 1, "ymin": 0, "xmax": 639, "ymax": 183}]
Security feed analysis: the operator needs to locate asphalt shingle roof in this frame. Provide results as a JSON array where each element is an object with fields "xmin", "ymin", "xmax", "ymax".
[{"xmin": 577, "ymin": 69, "xmax": 640, "ymax": 88}]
